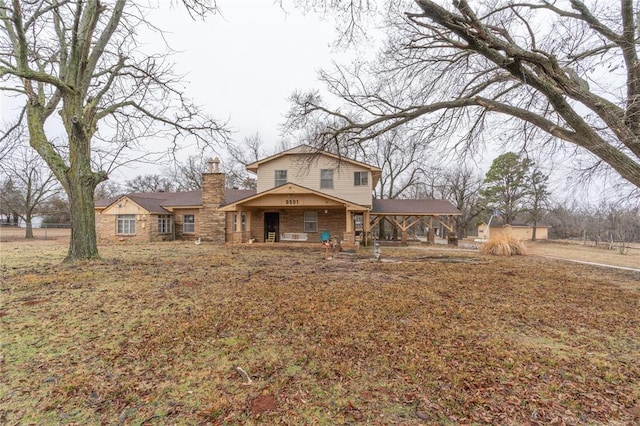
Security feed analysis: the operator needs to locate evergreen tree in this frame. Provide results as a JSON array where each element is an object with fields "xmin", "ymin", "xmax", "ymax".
[{"xmin": 480, "ymin": 152, "xmax": 531, "ymax": 225}]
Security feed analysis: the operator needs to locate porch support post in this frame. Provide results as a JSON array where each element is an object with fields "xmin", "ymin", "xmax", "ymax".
[
  {"xmin": 428, "ymin": 217, "xmax": 435, "ymax": 243},
  {"xmin": 448, "ymin": 215, "xmax": 458, "ymax": 246},
  {"xmin": 364, "ymin": 210, "xmax": 371, "ymax": 247},
  {"xmin": 343, "ymin": 208, "xmax": 354, "ymax": 245},
  {"xmin": 401, "ymin": 216, "xmax": 408, "ymax": 246},
  {"xmin": 246, "ymin": 210, "xmax": 251, "ymax": 235}
]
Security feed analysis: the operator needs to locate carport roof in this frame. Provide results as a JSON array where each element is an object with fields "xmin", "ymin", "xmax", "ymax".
[{"xmin": 371, "ymin": 199, "xmax": 461, "ymax": 216}]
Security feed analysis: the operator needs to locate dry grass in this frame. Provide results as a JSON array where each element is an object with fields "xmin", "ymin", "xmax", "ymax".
[
  {"xmin": 481, "ymin": 235, "xmax": 528, "ymax": 256},
  {"xmin": 527, "ymin": 239, "xmax": 640, "ymax": 270},
  {"xmin": 1, "ymin": 240, "xmax": 639, "ymax": 424}
]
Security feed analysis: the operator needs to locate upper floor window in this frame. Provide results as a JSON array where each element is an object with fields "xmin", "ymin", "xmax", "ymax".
[
  {"xmin": 183, "ymin": 214, "xmax": 195, "ymax": 233},
  {"xmin": 157, "ymin": 215, "xmax": 171, "ymax": 234},
  {"xmin": 354, "ymin": 171, "xmax": 368, "ymax": 186},
  {"xmin": 117, "ymin": 214, "xmax": 136, "ymax": 235},
  {"xmin": 275, "ymin": 170, "xmax": 287, "ymax": 186},
  {"xmin": 320, "ymin": 169, "xmax": 333, "ymax": 189}
]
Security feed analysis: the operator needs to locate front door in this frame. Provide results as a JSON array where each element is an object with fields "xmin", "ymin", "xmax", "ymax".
[{"xmin": 264, "ymin": 212, "xmax": 279, "ymax": 242}]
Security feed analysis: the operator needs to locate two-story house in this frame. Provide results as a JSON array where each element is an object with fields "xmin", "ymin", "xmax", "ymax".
[{"xmin": 95, "ymin": 145, "xmax": 461, "ymax": 245}]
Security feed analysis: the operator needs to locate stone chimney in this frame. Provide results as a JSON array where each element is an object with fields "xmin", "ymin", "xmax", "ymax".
[{"xmin": 200, "ymin": 157, "xmax": 226, "ymax": 243}]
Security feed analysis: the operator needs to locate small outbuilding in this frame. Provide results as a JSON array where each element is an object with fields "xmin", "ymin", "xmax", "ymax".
[{"xmin": 477, "ymin": 220, "xmax": 549, "ymax": 241}]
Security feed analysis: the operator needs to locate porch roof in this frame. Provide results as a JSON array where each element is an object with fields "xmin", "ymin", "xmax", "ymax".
[
  {"xmin": 371, "ymin": 199, "xmax": 461, "ymax": 216},
  {"xmin": 218, "ymin": 182, "xmax": 369, "ymax": 212}
]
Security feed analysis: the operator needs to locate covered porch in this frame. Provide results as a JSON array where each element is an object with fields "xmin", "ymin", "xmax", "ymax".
[{"xmin": 219, "ymin": 183, "xmax": 371, "ymax": 246}]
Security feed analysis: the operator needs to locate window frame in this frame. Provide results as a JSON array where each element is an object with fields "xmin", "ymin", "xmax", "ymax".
[
  {"xmin": 183, "ymin": 214, "xmax": 195, "ymax": 234},
  {"xmin": 354, "ymin": 171, "xmax": 368, "ymax": 186},
  {"xmin": 304, "ymin": 211, "xmax": 318, "ymax": 232},
  {"xmin": 157, "ymin": 215, "xmax": 172, "ymax": 234},
  {"xmin": 274, "ymin": 170, "xmax": 287, "ymax": 187},
  {"xmin": 320, "ymin": 169, "xmax": 334, "ymax": 189},
  {"xmin": 117, "ymin": 214, "xmax": 136, "ymax": 235}
]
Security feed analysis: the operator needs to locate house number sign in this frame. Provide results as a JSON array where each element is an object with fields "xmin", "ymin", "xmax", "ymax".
[{"xmin": 285, "ymin": 199, "xmax": 299, "ymax": 205}]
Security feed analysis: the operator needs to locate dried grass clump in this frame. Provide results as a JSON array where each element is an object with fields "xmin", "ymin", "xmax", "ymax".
[{"xmin": 481, "ymin": 235, "xmax": 528, "ymax": 256}]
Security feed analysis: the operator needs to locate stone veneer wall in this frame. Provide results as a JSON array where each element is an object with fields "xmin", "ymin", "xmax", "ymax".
[
  {"xmin": 95, "ymin": 213, "xmax": 171, "ymax": 242},
  {"xmin": 200, "ymin": 173, "xmax": 226, "ymax": 243}
]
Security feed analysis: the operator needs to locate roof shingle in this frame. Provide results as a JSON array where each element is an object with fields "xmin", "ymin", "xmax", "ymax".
[{"xmin": 371, "ymin": 199, "xmax": 460, "ymax": 215}]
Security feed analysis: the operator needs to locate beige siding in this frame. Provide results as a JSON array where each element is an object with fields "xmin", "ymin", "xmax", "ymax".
[
  {"xmin": 479, "ymin": 224, "xmax": 549, "ymax": 240},
  {"xmin": 256, "ymin": 154, "xmax": 373, "ymax": 206}
]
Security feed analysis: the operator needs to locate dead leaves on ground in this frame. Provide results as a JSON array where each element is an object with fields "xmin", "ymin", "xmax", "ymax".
[{"xmin": 1, "ymin": 243, "xmax": 639, "ymax": 424}]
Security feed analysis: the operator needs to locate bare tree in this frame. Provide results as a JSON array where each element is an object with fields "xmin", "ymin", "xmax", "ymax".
[
  {"xmin": 409, "ymin": 166, "xmax": 484, "ymax": 238},
  {"xmin": 0, "ymin": 108, "xmax": 23, "ymax": 163},
  {"xmin": 0, "ymin": 145, "xmax": 61, "ymax": 238},
  {"xmin": 364, "ymin": 130, "xmax": 430, "ymax": 199},
  {"xmin": 125, "ymin": 174, "xmax": 176, "ymax": 193},
  {"xmin": 440, "ymin": 167, "xmax": 484, "ymax": 238},
  {"xmin": 0, "ymin": 1, "xmax": 229, "ymax": 260},
  {"xmin": 226, "ymin": 133, "xmax": 268, "ymax": 166},
  {"xmin": 288, "ymin": 1, "xmax": 640, "ymax": 191},
  {"xmin": 224, "ymin": 133, "xmax": 278, "ymax": 190},
  {"xmin": 40, "ymin": 194, "xmax": 71, "ymax": 225},
  {"xmin": 94, "ymin": 180, "xmax": 123, "ymax": 201},
  {"xmin": 165, "ymin": 155, "xmax": 207, "ymax": 191}
]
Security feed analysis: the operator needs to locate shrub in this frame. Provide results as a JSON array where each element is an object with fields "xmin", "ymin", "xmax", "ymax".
[{"xmin": 481, "ymin": 235, "xmax": 528, "ymax": 256}]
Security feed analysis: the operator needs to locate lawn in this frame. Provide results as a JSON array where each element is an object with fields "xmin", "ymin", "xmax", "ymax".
[{"xmin": 1, "ymin": 240, "xmax": 639, "ymax": 424}]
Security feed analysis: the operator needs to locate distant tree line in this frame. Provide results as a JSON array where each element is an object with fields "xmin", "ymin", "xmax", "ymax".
[{"xmin": 4, "ymin": 132, "xmax": 638, "ymax": 244}]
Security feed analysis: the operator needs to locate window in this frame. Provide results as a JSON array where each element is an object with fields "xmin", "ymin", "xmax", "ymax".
[
  {"xmin": 157, "ymin": 215, "xmax": 171, "ymax": 234},
  {"xmin": 320, "ymin": 169, "xmax": 333, "ymax": 189},
  {"xmin": 275, "ymin": 170, "xmax": 287, "ymax": 186},
  {"xmin": 183, "ymin": 215, "xmax": 195, "ymax": 233},
  {"xmin": 232, "ymin": 213, "xmax": 247, "ymax": 232},
  {"xmin": 304, "ymin": 211, "xmax": 318, "ymax": 232},
  {"xmin": 354, "ymin": 214, "xmax": 364, "ymax": 231},
  {"xmin": 354, "ymin": 171, "xmax": 368, "ymax": 186},
  {"xmin": 117, "ymin": 214, "xmax": 136, "ymax": 235}
]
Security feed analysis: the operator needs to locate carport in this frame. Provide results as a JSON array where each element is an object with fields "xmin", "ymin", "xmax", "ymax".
[{"xmin": 370, "ymin": 199, "xmax": 461, "ymax": 246}]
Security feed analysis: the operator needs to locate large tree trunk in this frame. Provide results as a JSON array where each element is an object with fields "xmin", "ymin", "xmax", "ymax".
[
  {"xmin": 62, "ymin": 122, "xmax": 103, "ymax": 262},
  {"xmin": 65, "ymin": 173, "xmax": 100, "ymax": 262},
  {"xmin": 25, "ymin": 220, "xmax": 33, "ymax": 239}
]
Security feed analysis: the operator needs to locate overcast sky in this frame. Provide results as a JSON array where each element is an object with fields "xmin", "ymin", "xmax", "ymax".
[{"xmin": 144, "ymin": 1, "xmax": 344, "ymax": 161}]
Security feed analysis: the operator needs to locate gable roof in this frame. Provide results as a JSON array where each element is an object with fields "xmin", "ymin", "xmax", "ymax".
[
  {"xmin": 481, "ymin": 220, "xmax": 550, "ymax": 229},
  {"xmin": 219, "ymin": 182, "xmax": 369, "ymax": 212},
  {"xmin": 225, "ymin": 189, "xmax": 257, "ymax": 205},
  {"xmin": 245, "ymin": 144, "xmax": 382, "ymax": 185},
  {"xmin": 480, "ymin": 217, "xmax": 549, "ymax": 228},
  {"xmin": 371, "ymin": 199, "xmax": 461, "ymax": 216},
  {"xmin": 95, "ymin": 189, "xmax": 257, "ymax": 213}
]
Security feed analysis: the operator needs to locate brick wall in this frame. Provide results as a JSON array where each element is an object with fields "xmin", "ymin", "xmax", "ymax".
[
  {"xmin": 223, "ymin": 208, "xmax": 350, "ymax": 244},
  {"xmin": 95, "ymin": 213, "xmax": 158, "ymax": 242}
]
